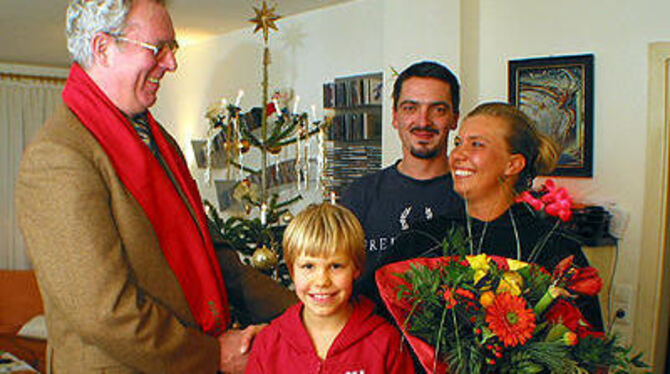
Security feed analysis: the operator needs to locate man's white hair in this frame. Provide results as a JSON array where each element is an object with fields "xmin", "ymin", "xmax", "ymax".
[{"xmin": 66, "ymin": 0, "xmax": 131, "ymax": 67}]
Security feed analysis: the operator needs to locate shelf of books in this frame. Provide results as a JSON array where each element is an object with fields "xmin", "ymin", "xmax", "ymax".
[{"xmin": 322, "ymin": 72, "xmax": 383, "ymax": 195}]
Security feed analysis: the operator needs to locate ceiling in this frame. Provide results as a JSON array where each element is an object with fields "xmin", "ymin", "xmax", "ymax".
[{"xmin": 0, "ymin": 0, "xmax": 354, "ymax": 69}]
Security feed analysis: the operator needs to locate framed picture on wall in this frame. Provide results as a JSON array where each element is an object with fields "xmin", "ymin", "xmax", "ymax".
[{"xmin": 509, "ymin": 54, "xmax": 594, "ymax": 177}]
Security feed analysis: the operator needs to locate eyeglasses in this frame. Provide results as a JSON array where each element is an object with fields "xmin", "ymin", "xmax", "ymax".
[{"xmin": 113, "ymin": 35, "xmax": 179, "ymax": 59}]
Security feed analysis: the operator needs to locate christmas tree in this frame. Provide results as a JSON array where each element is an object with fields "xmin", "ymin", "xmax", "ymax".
[{"xmin": 203, "ymin": 1, "xmax": 329, "ymax": 287}]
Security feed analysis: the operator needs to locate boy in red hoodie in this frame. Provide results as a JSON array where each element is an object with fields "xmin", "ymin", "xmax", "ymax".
[{"xmin": 245, "ymin": 203, "xmax": 415, "ymax": 373}]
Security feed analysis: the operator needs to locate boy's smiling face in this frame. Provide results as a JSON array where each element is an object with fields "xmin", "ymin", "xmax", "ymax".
[{"xmin": 292, "ymin": 250, "xmax": 360, "ymax": 322}]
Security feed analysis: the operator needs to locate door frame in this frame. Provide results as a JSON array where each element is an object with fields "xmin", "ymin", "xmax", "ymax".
[{"xmin": 635, "ymin": 42, "xmax": 670, "ymax": 372}]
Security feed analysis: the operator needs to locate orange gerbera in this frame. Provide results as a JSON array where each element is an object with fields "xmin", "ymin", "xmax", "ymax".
[{"xmin": 485, "ymin": 292, "xmax": 536, "ymax": 347}]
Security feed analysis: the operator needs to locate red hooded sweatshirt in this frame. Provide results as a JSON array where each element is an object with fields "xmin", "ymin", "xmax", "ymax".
[{"xmin": 245, "ymin": 296, "xmax": 415, "ymax": 373}]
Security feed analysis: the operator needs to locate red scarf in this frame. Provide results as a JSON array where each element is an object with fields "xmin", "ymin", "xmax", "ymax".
[{"xmin": 62, "ymin": 63, "xmax": 229, "ymax": 336}]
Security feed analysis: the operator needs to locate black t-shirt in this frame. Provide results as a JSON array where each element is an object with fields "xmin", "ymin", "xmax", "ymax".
[{"xmin": 339, "ymin": 161, "xmax": 462, "ymax": 301}]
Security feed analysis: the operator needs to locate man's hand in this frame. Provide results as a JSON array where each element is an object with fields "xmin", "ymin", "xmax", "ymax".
[{"xmin": 218, "ymin": 324, "xmax": 267, "ymax": 373}]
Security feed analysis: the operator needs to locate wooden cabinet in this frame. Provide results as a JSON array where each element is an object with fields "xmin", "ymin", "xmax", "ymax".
[{"xmin": 583, "ymin": 244, "xmax": 617, "ymax": 326}]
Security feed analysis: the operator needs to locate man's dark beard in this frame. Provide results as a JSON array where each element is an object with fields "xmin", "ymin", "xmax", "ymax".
[
  {"xmin": 410, "ymin": 146, "xmax": 439, "ymax": 159},
  {"xmin": 408, "ymin": 126, "xmax": 442, "ymax": 159}
]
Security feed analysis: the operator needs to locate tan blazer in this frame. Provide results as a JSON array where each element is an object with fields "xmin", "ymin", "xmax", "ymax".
[{"xmin": 15, "ymin": 102, "xmax": 295, "ymax": 373}]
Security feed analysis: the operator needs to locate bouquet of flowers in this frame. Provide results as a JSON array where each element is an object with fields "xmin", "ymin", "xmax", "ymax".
[
  {"xmin": 376, "ymin": 254, "xmax": 647, "ymax": 373},
  {"xmin": 375, "ymin": 181, "xmax": 649, "ymax": 373}
]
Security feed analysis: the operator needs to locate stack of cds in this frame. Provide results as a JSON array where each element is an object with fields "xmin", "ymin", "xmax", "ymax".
[{"xmin": 323, "ymin": 142, "xmax": 381, "ymax": 195}]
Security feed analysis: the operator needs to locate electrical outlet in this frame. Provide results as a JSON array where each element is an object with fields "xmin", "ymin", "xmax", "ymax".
[
  {"xmin": 612, "ymin": 302, "xmax": 631, "ymax": 325},
  {"xmin": 612, "ymin": 285, "xmax": 634, "ymax": 326}
]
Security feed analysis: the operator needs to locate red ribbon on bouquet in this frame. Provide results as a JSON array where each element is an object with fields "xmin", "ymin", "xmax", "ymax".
[{"xmin": 376, "ymin": 257, "xmax": 450, "ymax": 374}]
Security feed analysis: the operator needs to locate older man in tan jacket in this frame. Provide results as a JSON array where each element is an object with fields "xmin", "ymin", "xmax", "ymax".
[{"xmin": 15, "ymin": 0, "xmax": 295, "ymax": 373}]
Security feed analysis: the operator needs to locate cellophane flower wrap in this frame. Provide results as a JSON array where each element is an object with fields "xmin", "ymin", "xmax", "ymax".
[{"xmin": 375, "ymin": 181, "xmax": 649, "ymax": 374}]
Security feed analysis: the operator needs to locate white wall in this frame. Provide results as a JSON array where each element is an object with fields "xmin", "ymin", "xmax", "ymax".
[
  {"xmin": 474, "ymin": 0, "xmax": 670, "ymax": 340},
  {"xmin": 380, "ymin": 0, "xmax": 461, "ymax": 165}
]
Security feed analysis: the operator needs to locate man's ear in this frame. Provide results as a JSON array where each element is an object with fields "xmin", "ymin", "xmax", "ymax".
[
  {"xmin": 449, "ymin": 113, "xmax": 460, "ymax": 130},
  {"xmin": 391, "ymin": 108, "xmax": 399, "ymax": 130},
  {"xmin": 90, "ymin": 32, "xmax": 112, "ymax": 66},
  {"xmin": 505, "ymin": 153, "xmax": 526, "ymax": 177}
]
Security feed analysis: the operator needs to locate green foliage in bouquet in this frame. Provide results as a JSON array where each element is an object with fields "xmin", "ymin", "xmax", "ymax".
[
  {"xmin": 393, "ymin": 253, "xmax": 650, "ymax": 373},
  {"xmin": 572, "ymin": 335, "xmax": 650, "ymax": 374}
]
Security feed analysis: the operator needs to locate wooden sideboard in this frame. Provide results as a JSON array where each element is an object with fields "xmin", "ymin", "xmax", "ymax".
[{"xmin": 583, "ymin": 244, "xmax": 617, "ymax": 327}]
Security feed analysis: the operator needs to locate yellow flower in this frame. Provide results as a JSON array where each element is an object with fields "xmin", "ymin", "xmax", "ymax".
[
  {"xmin": 480, "ymin": 291, "xmax": 495, "ymax": 308},
  {"xmin": 506, "ymin": 259, "xmax": 528, "ymax": 271},
  {"xmin": 562, "ymin": 331, "xmax": 578, "ymax": 346},
  {"xmin": 496, "ymin": 272, "xmax": 524, "ymax": 296},
  {"xmin": 466, "ymin": 254, "xmax": 490, "ymax": 284}
]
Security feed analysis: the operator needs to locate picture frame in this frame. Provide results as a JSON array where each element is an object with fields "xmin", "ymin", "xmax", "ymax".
[{"xmin": 509, "ymin": 54, "xmax": 594, "ymax": 177}]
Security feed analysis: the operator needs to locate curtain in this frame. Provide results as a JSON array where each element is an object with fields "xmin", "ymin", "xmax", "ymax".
[{"xmin": 0, "ymin": 73, "xmax": 65, "ymax": 269}]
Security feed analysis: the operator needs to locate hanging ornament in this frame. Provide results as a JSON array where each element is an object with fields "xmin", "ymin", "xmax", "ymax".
[
  {"xmin": 239, "ymin": 139, "xmax": 251, "ymax": 153},
  {"xmin": 268, "ymin": 144, "xmax": 282, "ymax": 154},
  {"xmin": 233, "ymin": 179, "xmax": 260, "ymax": 204},
  {"xmin": 304, "ymin": 137, "xmax": 310, "ymax": 190},
  {"xmin": 295, "ymin": 120, "xmax": 304, "ymax": 192},
  {"xmin": 237, "ymin": 144, "xmax": 245, "ymax": 182},
  {"xmin": 252, "ymin": 245, "xmax": 279, "ymax": 270},
  {"xmin": 280, "ymin": 211, "xmax": 294, "ymax": 224},
  {"xmin": 273, "ymin": 152, "xmax": 280, "ymax": 177}
]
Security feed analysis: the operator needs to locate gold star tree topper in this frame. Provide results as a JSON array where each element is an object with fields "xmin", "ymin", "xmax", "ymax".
[{"xmin": 249, "ymin": 1, "xmax": 281, "ymax": 43}]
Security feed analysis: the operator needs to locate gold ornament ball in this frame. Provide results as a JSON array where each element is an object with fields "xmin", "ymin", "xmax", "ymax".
[
  {"xmin": 281, "ymin": 211, "xmax": 294, "ymax": 224},
  {"xmin": 251, "ymin": 246, "xmax": 278, "ymax": 270},
  {"xmin": 238, "ymin": 139, "xmax": 251, "ymax": 154}
]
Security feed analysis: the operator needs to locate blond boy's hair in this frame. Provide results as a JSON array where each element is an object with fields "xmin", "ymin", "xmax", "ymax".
[{"xmin": 283, "ymin": 203, "xmax": 365, "ymax": 275}]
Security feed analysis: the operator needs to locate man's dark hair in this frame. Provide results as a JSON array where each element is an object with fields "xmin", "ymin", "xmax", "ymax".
[{"xmin": 392, "ymin": 61, "xmax": 460, "ymax": 113}]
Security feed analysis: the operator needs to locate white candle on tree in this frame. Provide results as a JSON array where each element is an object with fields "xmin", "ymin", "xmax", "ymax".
[
  {"xmin": 293, "ymin": 95, "xmax": 300, "ymax": 114},
  {"xmin": 260, "ymin": 203, "xmax": 268, "ymax": 225}
]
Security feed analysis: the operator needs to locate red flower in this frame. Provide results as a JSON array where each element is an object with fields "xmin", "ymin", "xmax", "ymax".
[
  {"xmin": 443, "ymin": 287, "xmax": 457, "ymax": 309},
  {"xmin": 485, "ymin": 293, "xmax": 536, "ymax": 347},
  {"xmin": 579, "ymin": 329, "xmax": 605, "ymax": 339},
  {"xmin": 516, "ymin": 190, "xmax": 544, "ymax": 211},
  {"xmin": 552, "ymin": 256, "xmax": 603, "ymax": 296},
  {"xmin": 266, "ymin": 102, "xmax": 277, "ymax": 116},
  {"xmin": 489, "ymin": 256, "xmax": 510, "ymax": 271},
  {"xmin": 518, "ymin": 180, "xmax": 574, "ymax": 221},
  {"xmin": 539, "ymin": 180, "xmax": 573, "ymax": 222},
  {"xmin": 544, "ymin": 299, "xmax": 597, "ymax": 338},
  {"xmin": 455, "ymin": 288, "xmax": 475, "ymax": 300},
  {"xmin": 553, "ymin": 256, "xmax": 575, "ymax": 279},
  {"xmin": 567, "ymin": 267, "xmax": 603, "ymax": 296}
]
